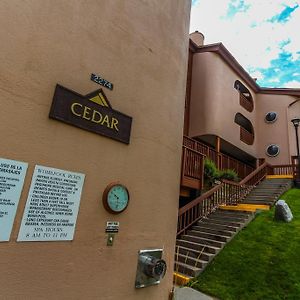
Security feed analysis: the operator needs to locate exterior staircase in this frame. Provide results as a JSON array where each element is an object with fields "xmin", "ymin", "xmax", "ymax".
[
  {"xmin": 241, "ymin": 178, "xmax": 292, "ymax": 206},
  {"xmin": 174, "ymin": 177, "xmax": 293, "ymax": 280},
  {"xmin": 175, "ymin": 209, "xmax": 254, "ymax": 278}
]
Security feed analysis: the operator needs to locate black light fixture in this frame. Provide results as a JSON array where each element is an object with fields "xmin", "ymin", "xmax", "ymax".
[{"xmin": 291, "ymin": 117, "xmax": 300, "ymax": 188}]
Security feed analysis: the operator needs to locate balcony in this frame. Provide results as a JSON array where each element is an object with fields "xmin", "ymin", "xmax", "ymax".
[
  {"xmin": 240, "ymin": 127, "xmax": 254, "ymax": 145},
  {"xmin": 182, "ymin": 136, "xmax": 255, "ymax": 181},
  {"xmin": 181, "ymin": 145, "xmax": 205, "ymax": 190},
  {"xmin": 240, "ymin": 93, "xmax": 254, "ymax": 112}
]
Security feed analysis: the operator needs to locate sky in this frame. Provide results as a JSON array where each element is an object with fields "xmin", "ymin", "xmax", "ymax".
[{"xmin": 190, "ymin": 0, "xmax": 300, "ymax": 88}]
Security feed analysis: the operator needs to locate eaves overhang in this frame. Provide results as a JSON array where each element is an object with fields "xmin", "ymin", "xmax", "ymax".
[{"xmin": 190, "ymin": 41, "xmax": 300, "ymax": 97}]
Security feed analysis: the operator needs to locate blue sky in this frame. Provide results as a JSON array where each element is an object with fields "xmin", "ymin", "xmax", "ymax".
[{"xmin": 190, "ymin": 0, "xmax": 300, "ymax": 88}]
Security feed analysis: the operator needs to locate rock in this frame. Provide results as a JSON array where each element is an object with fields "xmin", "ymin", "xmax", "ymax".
[{"xmin": 275, "ymin": 200, "xmax": 293, "ymax": 222}]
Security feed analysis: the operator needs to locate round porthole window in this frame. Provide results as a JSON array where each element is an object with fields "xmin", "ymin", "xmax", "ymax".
[
  {"xmin": 266, "ymin": 144, "xmax": 280, "ymax": 157},
  {"xmin": 265, "ymin": 112, "xmax": 277, "ymax": 123}
]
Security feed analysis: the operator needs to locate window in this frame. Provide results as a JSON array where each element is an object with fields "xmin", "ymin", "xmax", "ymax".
[
  {"xmin": 265, "ymin": 112, "xmax": 277, "ymax": 123},
  {"xmin": 266, "ymin": 144, "xmax": 280, "ymax": 157}
]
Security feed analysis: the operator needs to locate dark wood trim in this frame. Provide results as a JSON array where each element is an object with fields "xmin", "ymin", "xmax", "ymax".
[{"xmin": 184, "ymin": 49, "xmax": 194, "ymax": 135}]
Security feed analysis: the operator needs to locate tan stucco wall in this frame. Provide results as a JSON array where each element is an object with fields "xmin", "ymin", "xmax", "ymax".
[
  {"xmin": 0, "ymin": 1, "xmax": 191, "ymax": 299},
  {"xmin": 189, "ymin": 52, "xmax": 258, "ymax": 157},
  {"xmin": 288, "ymin": 100, "xmax": 300, "ymax": 158},
  {"xmin": 189, "ymin": 50, "xmax": 300, "ymax": 165},
  {"xmin": 255, "ymin": 94, "xmax": 296, "ymax": 164}
]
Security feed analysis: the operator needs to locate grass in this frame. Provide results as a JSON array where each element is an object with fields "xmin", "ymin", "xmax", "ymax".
[{"xmin": 188, "ymin": 188, "xmax": 300, "ymax": 300}]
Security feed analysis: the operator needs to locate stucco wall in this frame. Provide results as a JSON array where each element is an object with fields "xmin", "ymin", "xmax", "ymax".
[
  {"xmin": 288, "ymin": 100, "xmax": 300, "ymax": 159},
  {"xmin": 189, "ymin": 52, "xmax": 258, "ymax": 157},
  {"xmin": 0, "ymin": 1, "xmax": 191, "ymax": 299},
  {"xmin": 189, "ymin": 50, "xmax": 300, "ymax": 165},
  {"xmin": 256, "ymin": 95, "xmax": 299, "ymax": 164}
]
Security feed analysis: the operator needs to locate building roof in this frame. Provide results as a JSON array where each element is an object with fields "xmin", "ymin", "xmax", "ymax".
[{"xmin": 190, "ymin": 39, "xmax": 300, "ymax": 97}]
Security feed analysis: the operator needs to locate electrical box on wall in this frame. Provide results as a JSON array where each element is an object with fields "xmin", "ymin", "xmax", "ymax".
[{"xmin": 135, "ymin": 249, "xmax": 167, "ymax": 289}]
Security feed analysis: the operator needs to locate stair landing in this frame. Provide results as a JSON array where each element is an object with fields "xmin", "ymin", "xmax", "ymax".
[{"xmin": 219, "ymin": 203, "xmax": 270, "ymax": 212}]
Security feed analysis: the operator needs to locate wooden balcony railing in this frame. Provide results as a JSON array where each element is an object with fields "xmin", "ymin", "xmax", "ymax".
[
  {"xmin": 268, "ymin": 164, "xmax": 296, "ymax": 176},
  {"xmin": 183, "ymin": 136, "xmax": 254, "ymax": 179},
  {"xmin": 183, "ymin": 136, "xmax": 217, "ymax": 162},
  {"xmin": 240, "ymin": 127, "xmax": 254, "ymax": 145},
  {"xmin": 181, "ymin": 146, "xmax": 205, "ymax": 190},
  {"xmin": 240, "ymin": 93, "xmax": 254, "ymax": 112}
]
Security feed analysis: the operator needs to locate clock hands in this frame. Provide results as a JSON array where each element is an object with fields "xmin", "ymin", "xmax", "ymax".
[
  {"xmin": 112, "ymin": 192, "xmax": 119, "ymax": 199},
  {"xmin": 112, "ymin": 192, "xmax": 120, "ymax": 209}
]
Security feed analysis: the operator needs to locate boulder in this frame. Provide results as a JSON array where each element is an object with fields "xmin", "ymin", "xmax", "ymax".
[{"xmin": 275, "ymin": 200, "xmax": 293, "ymax": 222}]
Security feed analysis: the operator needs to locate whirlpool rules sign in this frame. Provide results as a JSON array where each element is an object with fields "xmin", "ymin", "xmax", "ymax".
[{"xmin": 17, "ymin": 165, "xmax": 85, "ymax": 242}]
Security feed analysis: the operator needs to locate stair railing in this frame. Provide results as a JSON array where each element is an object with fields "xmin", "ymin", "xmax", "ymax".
[
  {"xmin": 177, "ymin": 162, "xmax": 271, "ymax": 236},
  {"xmin": 177, "ymin": 183, "xmax": 224, "ymax": 236},
  {"xmin": 239, "ymin": 162, "xmax": 269, "ymax": 186}
]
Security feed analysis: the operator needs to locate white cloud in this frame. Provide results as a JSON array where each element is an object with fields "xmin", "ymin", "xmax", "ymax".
[
  {"xmin": 268, "ymin": 78, "xmax": 281, "ymax": 83},
  {"xmin": 190, "ymin": 0, "xmax": 300, "ymax": 87},
  {"xmin": 249, "ymin": 70, "xmax": 264, "ymax": 80},
  {"xmin": 283, "ymin": 80, "xmax": 300, "ymax": 87}
]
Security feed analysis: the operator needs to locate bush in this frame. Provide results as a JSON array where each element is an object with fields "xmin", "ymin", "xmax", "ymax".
[
  {"xmin": 204, "ymin": 159, "xmax": 220, "ymax": 187},
  {"xmin": 219, "ymin": 168, "xmax": 239, "ymax": 182},
  {"xmin": 204, "ymin": 159, "xmax": 239, "ymax": 188}
]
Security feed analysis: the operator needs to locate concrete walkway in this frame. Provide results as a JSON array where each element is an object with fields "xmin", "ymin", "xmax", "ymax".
[{"xmin": 174, "ymin": 287, "xmax": 217, "ymax": 300}]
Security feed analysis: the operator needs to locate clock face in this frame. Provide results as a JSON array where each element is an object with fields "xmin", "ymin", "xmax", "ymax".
[{"xmin": 103, "ymin": 183, "xmax": 129, "ymax": 214}]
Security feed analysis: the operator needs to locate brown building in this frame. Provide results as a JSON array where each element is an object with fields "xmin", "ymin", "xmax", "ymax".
[
  {"xmin": 1, "ymin": 1, "xmax": 299, "ymax": 298},
  {"xmin": 0, "ymin": 1, "xmax": 191, "ymax": 299},
  {"xmin": 185, "ymin": 31, "xmax": 300, "ymax": 172},
  {"xmin": 176, "ymin": 32, "xmax": 300, "ymax": 281}
]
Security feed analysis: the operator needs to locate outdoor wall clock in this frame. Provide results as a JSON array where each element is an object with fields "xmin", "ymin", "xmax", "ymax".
[{"xmin": 102, "ymin": 182, "xmax": 129, "ymax": 214}]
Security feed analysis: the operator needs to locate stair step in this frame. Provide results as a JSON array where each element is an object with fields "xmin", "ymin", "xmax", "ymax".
[
  {"xmin": 253, "ymin": 187, "xmax": 286, "ymax": 191},
  {"xmin": 174, "ymin": 261, "xmax": 202, "ymax": 277},
  {"xmin": 187, "ymin": 230, "xmax": 229, "ymax": 242},
  {"xmin": 175, "ymin": 253, "xmax": 208, "ymax": 269},
  {"xmin": 246, "ymin": 197, "xmax": 278, "ymax": 200},
  {"xmin": 221, "ymin": 204, "xmax": 270, "ymax": 212},
  {"xmin": 205, "ymin": 217, "xmax": 243, "ymax": 228},
  {"xmin": 248, "ymin": 192, "xmax": 282, "ymax": 196},
  {"xmin": 192, "ymin": 225, "xmax": 233, "ymax": 237},
  {"xmin": 176, "ymin": 239, "xmax": 219, "ymax": 254},
  {"xmin": 242, "ymin": 199, "xmax": 274, "ymax": 205},
  {"xmin": 175, "ymin": 245, "xmax": 214, "ymax": 262},
  {"xmin": 214, "ymin": 210, "xmax": 253, "ymax": 219},
  {"xmin": 205, "ymin": 214, "xmax": 248, "ymax": 223},
  {"xmin": 182, "ymin": 235, "xmax": 225, "ymax": 248},
  {"xmin": 245, "ymin": 197, "xmax": 276, "ymax": 201},
  {"xmin": 197, "ymin": 221, "xmax": 238, "ymax": 232},
  {"xmin": 246, "ymin": 195, "xmax": 280, "ymax": 200},
  {"xmin": 249, "ymin": 190, "xmax": 282, "ymax": 193}
]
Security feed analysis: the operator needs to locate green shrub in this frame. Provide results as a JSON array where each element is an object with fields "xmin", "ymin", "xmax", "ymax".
[
  {"xmin": 219, "ymin": 168, "xmax": 239, "ymax": 181},
  {"xmin": 204, "ymin": 159, "xmax": 220, "ymax": 187},
  {"xmin": 204, "ymin": 159, "xmax": 239, "ymax": 188}
]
